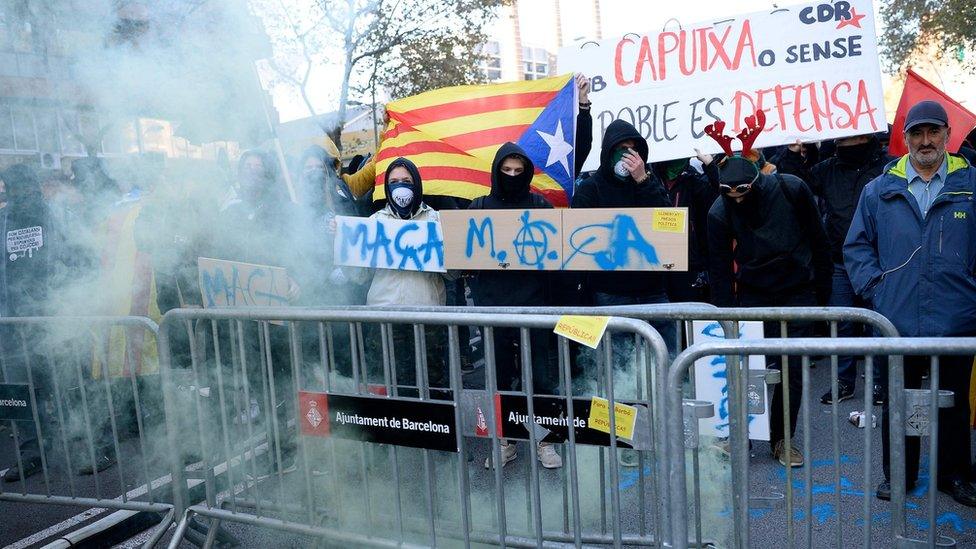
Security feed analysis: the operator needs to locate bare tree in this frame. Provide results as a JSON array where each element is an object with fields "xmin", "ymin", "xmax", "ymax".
[{"xmin": 256, "ymin": 0, "xmax": 506, "ymax": 149}]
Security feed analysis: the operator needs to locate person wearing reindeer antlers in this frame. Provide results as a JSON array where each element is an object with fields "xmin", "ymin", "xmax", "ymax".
[{"xmin": 704, "ymin": 110, "xmax": 832, "ymax": 467}]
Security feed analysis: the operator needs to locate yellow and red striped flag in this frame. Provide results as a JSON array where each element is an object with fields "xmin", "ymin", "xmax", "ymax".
[{"xmin": 375, "ymin": 74, "xmax": 577, "ymax": 207}]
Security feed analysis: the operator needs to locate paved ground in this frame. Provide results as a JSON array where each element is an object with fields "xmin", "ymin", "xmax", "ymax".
[{"xmin": 3, "ymin": 357, "xmax": 975, "ymax": 548}]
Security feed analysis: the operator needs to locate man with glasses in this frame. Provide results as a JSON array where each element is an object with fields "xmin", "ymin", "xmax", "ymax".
[{"xmin": 845, "ymin": 100, "xmax": 976, "ymax": 506}]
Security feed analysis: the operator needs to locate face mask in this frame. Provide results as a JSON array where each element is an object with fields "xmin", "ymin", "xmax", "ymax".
[
  {"xmin": 835, "ymin": 142, "xmax": 874, "ymax": 166},
  {"xmin": 664, "ymin": 158, "xmax": 689, "ymax": 181},
  {"xmin": 498, "ymin": 172, "xmax": 527, "ymax": 199},
  {"xmin": 611, "ymin": 148, "xmax": 630, "ymax": 180},
  {"xmin": 389, "ymin": 183, "xmax": 415, "ymax": 219}
]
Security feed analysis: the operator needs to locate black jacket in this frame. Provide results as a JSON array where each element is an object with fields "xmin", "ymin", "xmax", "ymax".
[
  {"xmin": 0, "ymin": 165, "xmax": 59, "ymax": 316},
  {"xmin": 655, "ymin": 164, "xmax": 718, "ymax": 273},
  {"xmin": 571, "ymin": 120, "xmax": 670, "ymax": 297},
  {"xmin": 575, "ymin": 109, "xmax": 592, "ymax": 177},
  {"xmin": 707, "ymin": 173, "xmax": 832, "ymax": 307},
  {"xmin": 467, "ymin": 142, "xmax": 553, "ymax": 307},
  {"xmin": 807, "ymin": 139, "xmax": 890, "ymax": 264}
]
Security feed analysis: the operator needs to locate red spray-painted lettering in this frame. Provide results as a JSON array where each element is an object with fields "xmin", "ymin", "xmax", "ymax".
[
  {"xmin": 615, "ymin": 21, "xmax": 758, "ymax": 85},
  {"xmin": 730, "ymin": 79, "xmax": 878, "ymax": 134}
]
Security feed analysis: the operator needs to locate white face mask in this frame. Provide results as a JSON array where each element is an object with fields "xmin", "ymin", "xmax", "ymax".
[
  {"xmin": 391, "ymin": 186, "xmax": 414, "ymax": 209},
  {"xmin": 613, "ymin": 160, "xmax": 630, "ymax": 178}
]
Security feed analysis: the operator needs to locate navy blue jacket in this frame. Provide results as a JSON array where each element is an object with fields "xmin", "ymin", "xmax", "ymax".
[{"xmin": 844, "ymin": 153, "xmax": 976, "ymax": 337}]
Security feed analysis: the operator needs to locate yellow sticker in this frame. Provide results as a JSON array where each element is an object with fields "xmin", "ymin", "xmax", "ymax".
[
  {"xmin": 553, "ymin": 315, "xmax": 610, "ymax": 349},
  {"xmin": 652, "ymin": 208, "xmax": 687, "ymax": 233},
  {"xmin": 587, "ymin": 396, "xmax": 637, "ymax": 440}
]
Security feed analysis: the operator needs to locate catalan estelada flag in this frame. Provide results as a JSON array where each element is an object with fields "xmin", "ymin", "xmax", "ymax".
[{"xmin": 375, "ymin": 74, "xmax": 577, "ymax": 207}]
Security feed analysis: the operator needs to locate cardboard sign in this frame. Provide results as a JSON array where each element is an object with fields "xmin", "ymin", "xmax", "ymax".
[
  {"xmin": 333, "ymin": 215, "xmax": 446, "ymax": 272},
  {"xmin": 0, "ymin": 384, "xmax": 33, "ymax": 421},
  {"xmin": 588, "ymin": 396, "xmax": 638, "ymax": 440},
  {"xmin": 490, "ymin": 392, "xmax": 650, "ymax": 449},
  {"xmin": 554, "ymin": 315, "xmax": 610, "ymax": 349},
  {"xmin": 197, "ymin": 257, "xmax": 289, "ymax": 308},
  {"xmin": 688, "ymin": 321, "xmax": 770, "ymax": 440},
  {"xmin": 441, "ymin": 207, "xmax": 688, "ymax": 271},
  {"xmin": 298, "ymin": 392, "xmax": 458, "ymax": 452},
  {"xmin": 559, "ymin": 0, "xmax": 886, "ymax": 168}
]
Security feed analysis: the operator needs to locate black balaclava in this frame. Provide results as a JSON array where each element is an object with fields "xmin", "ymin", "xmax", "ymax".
[
  {"xmin": 384, "ymin": 157, "xmax": 423, "ymax": 219},
  {"xmin": 237, "ymin": 149, "xmax": 281, "ymax": 205},
  {"xmin": 490, "ymin": 142, "xmax": 535, "ymax": 203},
  {"xmin": 834, "ymin": 136, "xmax": 880, "ymax": 167}
]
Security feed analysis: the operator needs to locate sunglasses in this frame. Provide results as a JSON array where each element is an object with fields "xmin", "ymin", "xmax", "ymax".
[
  {"xmin": 718, "ymin": 169, "xmax": 759, "ymax": 194},
  {"xmin": 719, "ymin": 182, "xmax": 753, "ymax": 194}
]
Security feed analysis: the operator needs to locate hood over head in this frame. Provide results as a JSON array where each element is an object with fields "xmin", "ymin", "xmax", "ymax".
[
  {"xmin": 384, "ymin": 157, "xmax": 423, "ymax": 219},
  {"xmin": 599, "ymin": 120, "xmax": 649, "ymax": 180},
  {"xmin": 490, "ymin": 142, "xmax": 535, "ymax": 202},
  {"xmin": 298, "ymin": 144, "xmax": 345, "ymax": 207}
]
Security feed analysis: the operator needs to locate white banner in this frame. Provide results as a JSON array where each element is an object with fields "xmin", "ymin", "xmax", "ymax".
[
  {"xmin": 559, "ymin": 0, "xmax": 886, "ymax": 169},
  {"xmin": 333, "ymin": 215, "xmax": 447, "ymax": 273},
  {"xmin": 689, "ymin": 320, "xmax": 770, "ymax": 441}
]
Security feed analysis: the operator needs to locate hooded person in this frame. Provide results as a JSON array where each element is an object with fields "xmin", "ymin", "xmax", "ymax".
[
  {"xmin": 705, "ymin": 110, "xmax": 832, "ymax": 468},
  {"xmin": 466, "ymin": 143, "xmax": 562, "ymax": 470},
  {"xmin": 571, "ymin": 120, "xmax": 676, "ymax": 375},
  {"xmin": 292, "ymin": 145, "xmax": 368, "ymax": 308},
  {"xmin": 571, "ymin": 120, "xmax": 672, "ymax": 306},
  {"xmin": 352, "ymin": 157, "xmax": 451, "ymax": 395}
]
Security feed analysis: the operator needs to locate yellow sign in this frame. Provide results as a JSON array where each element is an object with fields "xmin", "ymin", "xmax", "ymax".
[
  {"xmin": 587, "ymin": 396, "xmax": 637, "ymax": 440},
  {"xmin": 652, "ymin": 208, "xmax": 687, "ymax": 233},
  {"xmin": 554, "ymin": 315, "xmax": 610, "ymax": 349}
]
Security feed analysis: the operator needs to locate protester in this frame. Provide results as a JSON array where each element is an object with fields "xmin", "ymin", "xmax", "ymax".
[
  {"xmin": 652, "ymin": 157, "xmax": 718, "ymax": 302},
  {"xmin": 571, "ymin": 120, "xmax": 675, "ymax": 348},
  {"xmin": 0, "ymin": 165, "xmax": 61, "ymax": 481},
  {"xmin": 354, "ymin": 157, "xmax": 452, "ymax": 393},
  {"xmin": 706, "ymin": 118, "xmax": 832, "ymax": 467},
  {"xmin": 792, "ymin": 134, "xmax": 890, "ymax": 405},
  {"xmin": 467, "ymin": 142, "xmax": 561, "ymax": 470},
  {"xmin": 844, "ymin": 100, "xmax": 976, "ymax": 506}
]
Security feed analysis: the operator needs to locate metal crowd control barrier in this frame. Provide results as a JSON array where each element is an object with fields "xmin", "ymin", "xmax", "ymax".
[
  {"xmin": 369, "ymin": 303, "xmax": 905, "ymax": 548},
  {"xmin": 157, "ymin": 308, "xmax": 671, "ymax": 548},
  {"xmin": 667, "ymin": 337, "xmax": 974, "ymax": 549},
  {"xmin": 0, "ymin": 316, "xmax": 175, "ymax": 544}
]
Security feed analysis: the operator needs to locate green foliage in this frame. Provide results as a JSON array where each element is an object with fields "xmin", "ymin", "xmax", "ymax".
[{"xmin": 880, "ymin": 0, "xmax": 976, "ymax": 72}]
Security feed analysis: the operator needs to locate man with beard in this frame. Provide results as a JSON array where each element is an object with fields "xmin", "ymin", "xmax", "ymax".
[
  {"xmin": 806, "ymin": 135, "xmax": 891, "ymax": 405},
  {"xmin": 707, "ymin": 149, "xmax": 832, "ymax": 467},
  {"xmin": 845, "ymin": 100, "xmax": 976, "ymax": 506},
  {"xmin": 466, "ymin": 143, "xmax": 561, "ymax": 470}
]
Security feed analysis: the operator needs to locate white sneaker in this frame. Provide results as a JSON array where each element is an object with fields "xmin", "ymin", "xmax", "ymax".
[
  {"xmin": 537, "ymin": 442, "xmax": 563, "ymax": 469},
  {"xmin": 484, "ymin": 441, "xmax": 518, "ymax": 469}
]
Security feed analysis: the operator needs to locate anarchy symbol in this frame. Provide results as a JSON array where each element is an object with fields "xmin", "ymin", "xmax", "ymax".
[{"xmin": 512, "ymin": 210, "xmax": 558, "ymax": 269}]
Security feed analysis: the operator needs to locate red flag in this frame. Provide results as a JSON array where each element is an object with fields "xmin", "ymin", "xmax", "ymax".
[{"xmin": 889, "ymin": 69, "xmax": 976, "ymax": 157}]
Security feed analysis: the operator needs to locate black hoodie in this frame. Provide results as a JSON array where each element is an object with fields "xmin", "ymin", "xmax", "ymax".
[
  {"xmin": 808, "ymin": 137, "xmax": 890, "ymax": 264},
  {"xmin": 571, "ymin": 120, "xmax": 670, "ymax": 297},
  {"xmin": 467, "ymin": 143, "xmax": 553, "ymax": 306}
]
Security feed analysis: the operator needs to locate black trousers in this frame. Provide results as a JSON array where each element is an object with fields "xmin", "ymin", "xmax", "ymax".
[
  {"xmin": 881, "ymin": 354, "xmax": 974, "ymax": 485},
  {"xmin": 738, "ymin": 288, "xmax": 817, "ymax": 445}
]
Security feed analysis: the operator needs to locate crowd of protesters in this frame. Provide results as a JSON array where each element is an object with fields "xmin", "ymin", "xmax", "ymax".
[{"xmin": 1, "ymin": 71, "xmax": 974, "ymax": 508}]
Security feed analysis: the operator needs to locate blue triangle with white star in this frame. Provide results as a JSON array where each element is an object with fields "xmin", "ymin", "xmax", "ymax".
[{"xmin": 517, "ymin": 78, "xmax": 576, "ymax": 200}]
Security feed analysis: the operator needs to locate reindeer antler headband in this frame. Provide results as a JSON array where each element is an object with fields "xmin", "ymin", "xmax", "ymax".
[{"xmin": 704, "ymin": 110, "xmax": 766, "ymax": 162}]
